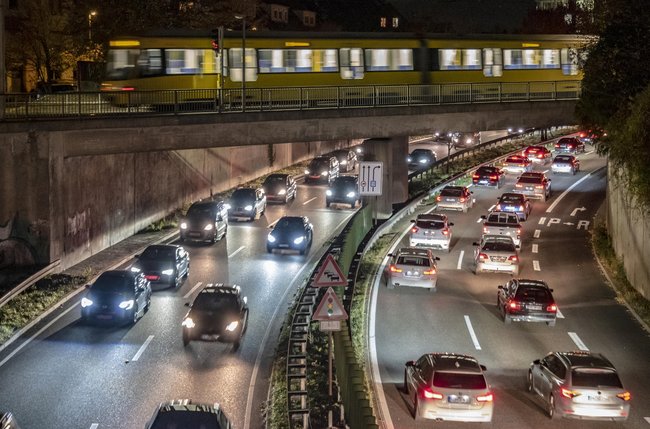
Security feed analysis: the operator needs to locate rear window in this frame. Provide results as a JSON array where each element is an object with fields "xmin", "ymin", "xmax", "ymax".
[
  {"xmin": 149, "ymin": 410, "xmax": 223, "ymax": 429},
  {"xmin": 558, "ymin": 138, "xmax": 576, "ymax": 145},
  {"xmin": 396, "ymin": 256, "xmax": 430, "ymax": 267},
  {"xmin": 477, "ymin": 167, "xmax": 497, "ymax": 174},
  {"xmin": 506, "ymin": 156, "xmax": 526, "ymax": 163},
  {"xmin": 482, "ymin": 239, "xmax": 515, "ymax": 251},
  {"xmin": 571, "ymin": 369, "xmax": 623, "ymax": 388},
  {"xmin": 416, "ymin": 220, "xmax": 445, "ymax": 229},
  {"xmin": 515, "ymin": 286, "xmax": 551, "ymax": 301},
  {"xmin": 440, "ymin": 188, "xmax": 462, "ymax": 197},
  {"xmin": 433, "ymin": 372, "xmax": 487, "ymax": 389},
  {"xmin": 554, "ymin": 155, "xmax": 573, "ymax": 162},
  {"xmin": 518, "ymin": 176, "xmax": 543, "ymax": 184},
  {"xmin": 500, "ymin": 194, "xmax": 522, "ymax": 203}
]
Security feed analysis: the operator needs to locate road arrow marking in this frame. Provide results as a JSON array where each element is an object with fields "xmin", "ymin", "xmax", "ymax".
[{"xmin": 571, "ymin": 207, "xmax": 586, "ymax": 216}]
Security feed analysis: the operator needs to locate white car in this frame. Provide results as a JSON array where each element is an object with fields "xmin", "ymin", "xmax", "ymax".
[
  {"xmin": 409, "ymin": 213, "xmax": 453, "ymax": 252},
  {"xmin": 473, "ymin": 235, "xmax": 520, "ymax": 275}
]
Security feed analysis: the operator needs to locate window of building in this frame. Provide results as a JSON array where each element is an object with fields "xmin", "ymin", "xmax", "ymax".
[
  {"xmin": 392, "ymin": 17, "xmax": 399, "ymax": 28},
  {"xmin": 380, "ymin": 17, "xmax": 387, "ymax": 28},
  {"xmin": 365, "ymin": 49, "xmax": 413, "ymax": 71},
  {"xmin": 165, "ymin": 49, "xmax": 218, "ymax": 74},
  {"xmin": 482, "ymin": 48, "xmax": 503, "ymax": 77},
  {"xmin": 439, "ymin": 49, "xmax": 481, "ymax": 70},
  {"xmin": 340, "ymin": 48, "xmax": 364, "ymax": 79}
]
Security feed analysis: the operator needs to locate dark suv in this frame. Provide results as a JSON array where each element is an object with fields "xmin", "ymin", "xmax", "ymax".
[
  {"xmin": 326, "ymin": 176, "xmax": 360, "ymax": 208},
  {"xmin": 180, "ymin": 200, "xmax": 228, "ymax": 243},
  {"xmin": 305, "ymin": 156, "xmax": 340, "ymax": 184},
  {"xmin": 145, "ymin": 400, "xmax": 232, "ymax": 429},
  {"xmin": 497, "ymin": 279, "xmax": 557, "ymax": 326},
  {"xmin": 182, "ymin": 284, "xmax": 249, "ymax": 350}
]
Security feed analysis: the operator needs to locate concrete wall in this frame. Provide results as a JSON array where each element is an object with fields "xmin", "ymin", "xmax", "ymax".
[{"xmin": 607, "ymin": 165, "xmax": 650, "ymax": 299}]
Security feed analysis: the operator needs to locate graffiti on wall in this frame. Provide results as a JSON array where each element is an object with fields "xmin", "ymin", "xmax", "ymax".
[
  {"xmin": 0, "ymin": 213, "xmax": 42, "ymax": 269},
  {"xmin": 65, "ymin": 209, "xmax": 90, "ymax": 253}
]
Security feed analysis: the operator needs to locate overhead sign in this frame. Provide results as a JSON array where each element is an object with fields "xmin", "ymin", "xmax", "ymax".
[
  {"xmin": 312, "ymin": 287, "xmax": 349, "ymax": 321},
  {"xmin": 313, "ymin": 254, "xmax": 347, "ymax": 287},
  {"xmin": 359, "ymin": 161, "xmax": 383, "ymax": 196}
]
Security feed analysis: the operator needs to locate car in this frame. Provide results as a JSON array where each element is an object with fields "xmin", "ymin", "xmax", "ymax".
[
  {"xmin": 473, "ymin": 235, "xmax": 519, "ymax": 275},
  {"xmin": 267, "ymin": 216, "xmax": 314, "ymax": 255},
  {"xmin": 578, "ymin": 128, "xmax": 606, "ymax": 145},
  {"xmin": 404, "ymin": 353, "xmax": 493, "ymax": 422},
  {"xmin": 472, "ymin": 165, "xmax": 505, "ymax": 188},
  {"xmin": 431, "ymin": 131, "xmax": 454, "ymax": 144},
  {"xmin": 129, "ymin": 244, "xmax": 190, "ymax": 289},
  {"xmin": 326, "ymin": 175, "xmax": 360, "ymax": 208},
  {"xmin": 551, "ymin": 154, "xmax": 580, "ymax": 175},
  {"xmin": 387, "ymin": 247, "xmax": 439, "ymax": 291},
  {"xmin": 515, "ymin": 172, "xmax": 552, "ymax": 202},
  {"xmin": 226, "ymin": 187, "xmax": 266, "ymax": 221},
  {"xmin": 80, "ymin": 270, "xmax": 152, "ymax": 325},
  {"xmin": 528, "ymin": 351, "xmax": 631, "ymax": 421},
  {"xmin": 497, "ymin": 279, "xmax": 557, "ymax": 326},
  {"xmin": 180, "ymin": 200, "xmax": 228, "ymax": 244},
  {"xmin": 330, "ymin": 149, "xmax": 358, "ymax": 172},
  {"xmin": 262, "ymin": 173, "xmax": 297, "ymax": 203},
  {"xmin": 522, "ymin": 145, "xmax": 552, "ymax": 165},
  {"xmin": 495, "ymin": 192, "xmax": 532, "ymax": 221},
  {"xmin": 181, "ymin": 284, "xmax": 249, "ymax": 349},
  {"xmin": 0, "ymin": 412, "xmax": 22, "ymax": 429},
  {"xmin": 453, "ymin": 131, "xmax": 480, "ymax": 148},
  {"xmin": 304, "ymin": 156, "xmax": 340, "ymax": 184},
  {"xmin": 501, "ymin": 155, "xmax": 533, "ymax": 174},
  {"xmin": 409, "ymin": 213, "xmax": 454, "ymax": 252},
  {"xmin": 145, "ymin": 399, "xmax": 232, "ymax": 429},
  {"xmin": 407, "ymin": 148, "xmax": 437, "ymax": 169},
  {"xmin": 554, "ymin": 136, "xmax": 586, "ymax": 154},
  {"xmin": 435, "ymin": 185, "xmax": 473, "ymax": 212}
]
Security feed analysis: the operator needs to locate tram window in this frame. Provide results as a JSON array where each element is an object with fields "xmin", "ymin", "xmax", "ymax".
[
  {"xmin": 105, "ymin": 49, "xmax": 141, "ymax": 80},
  {"xmin": 165, "ymin": 49, "xmax": 218, "ymax": 75},
  {"xmin": 561, "ymin": 48, "xmax": 580, "ymax": 75},
  {"xmin": 228, "ymin": 48, "xmax": 258, "ymax": 82},
  {"xmin": 258, "ymin": 49, "xmax": 334, "ymax": 73},
  {"xmin": 482, "ymin": 48, "xmax": 503, "ymax": 77},
  {"xmin": 340, "ymin": 48, "xmax": 364, "ymax": 79},
  {"xmin": 365, "ymin": 49, "xmax": 413, "ymax": 71},
  {"xmin": 439, "ymin": 49, "xmax": 481, "ymax": 70},
  {"xmin": 136, "ymin": 49, "xmax": 163, "ymax": 77},
  {"xmin": 504, "ymin": 49, "xmax": 560, "ymax": 70}
]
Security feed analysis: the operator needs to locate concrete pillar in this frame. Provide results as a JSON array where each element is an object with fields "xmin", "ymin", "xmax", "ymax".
[
  {"xmin": 361, "ymin": 137, "xmax": 409, "ymax": 219},
  {"xmin": 49, "ymin": 134, "xmax": 65, "ymax": 265}
]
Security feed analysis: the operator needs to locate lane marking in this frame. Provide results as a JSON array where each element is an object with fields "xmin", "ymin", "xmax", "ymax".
[
  {"xmin": 464, "ymin": 315, "xmax": 482, "ymax": 350},
  {"xmin": 568, "ymin": 332, "xmax": 589, "ymax": 351},
  {"xmin": 488, "ymin": 204, "xmax": 496, "ymax": 211},
  {"xmin": 456, "ymin": 251, "xmax": 464, "ymax": 270},
  {"xmin": 534, "ymin": 229, "xmax": 541, "ymax": 238},
  {"xmin": 90, "ymin": 424, "xmax": 99, "ymax": 429},
  {"xmin": 183, "ymin": 282, "xmax": 203, "ymax": 300},
  {"xmin": 131, "ymin": 335, "xmax": 154, "ymax": 362},
  {"xmin": 542, "ymin": 169, "xmax": 549, "ymax": 174},
  {"xmin": 302, "ymin": 197, "xmax": 317, "ymax": 205},
  {"xmin": 538, "ymin": 217, "xmax": 547, "ymax": 225},
  {"xmin": 644, "ymin": 417, "xmax": 650, "ymax": 424},
  {"xmin": 546, "ymin": 170, "xmax": 600, "ymax": 213},
  {"xmin": 533, "ymin": 260, "xmax": 541, "ymax": 271},
  {"xmin": 532, "ymin": 244, "xmax": 538, "ymax": 253},
  {"xmin": 267, "ymin": 218, "xmax": 279, "ymax": 228},
  {"xmin": 556, "ymin": 308, "xmax": 564, "ymax": 319},
  {"xmin": 228, "ymin": 245, "xmax": 245, "ymax": 258}
]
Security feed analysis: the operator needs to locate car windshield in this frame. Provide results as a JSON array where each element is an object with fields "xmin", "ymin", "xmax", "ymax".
[
  {"xmin": 396, "ymin": 256, "xmax": 430, "ymax": 267},
  {"xmin": 433, "ymin": 372, "xmax": 487, "ymax": 389},
  {"xmin": 482, "ymin": 238, "xmax": 515, "ymax": 251},
  {"xmin": 140, "ymin": 247, "xmax": 174, "ymax": 260},
  {"xmin": 309, "ymin": 159, "xmax": 329, "ymax": 170},
  {"xmin": 277, "ymin": 217, "xmax": 303, "ymax": 230},
  {"xmin": 416, "ymin": 220, "xmax": 445, "ymax": 229},
  {"xmin": 334, "ymin": 177, "xmax": 356, "ymax": 187},
  {"xmin": 500, "ymin": 194, "xmax": 523, "ymax": 203},
  {"xmin": 518, "ymin": 176, "xmax": 543, "ymax": 184},
  {"xmin": 193, "ymin": 293, "xmax": 238, "ymax": 312},
  {"xmin": 555, "ymin": 156, "xmax": 573, "ymax": 162},
  {"xmin": 92, "ymin": 275, "xmax": 131, "ymax": 293},
  {"xmin": 264, "ymin": 175, "xmax": 286, "ymax": 185},
  {"xmin": 411, "ymin": 150, "xmax": 431, "ymax": 157},
  {"xmin": 506, "ymin": 156, "xmax": 525, "ymax": 163},
  {"xmin": 231, "ymin": 189, "xmax": 255, "ymax": 201},
  {"xmin": 571, "ymin": 369, "xmax": 623, "ymax": 388},
  {"xmin": 187, "ymin": 205, "xmax": 214, "ymax": 217},
  {"xmin": 441, "ymin": 188, "xmax": 462, "ymax": 197},
  {"xmin": 515, "ymin": 286, "xmax": 551, "ymax": 301},
  {"xmin": 149, "ymin": 410, "xmax": 222, "ymax": 429}
]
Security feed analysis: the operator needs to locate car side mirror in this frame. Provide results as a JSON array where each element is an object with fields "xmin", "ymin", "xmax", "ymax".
[
  {"xmin": 134, "ymin": 253, "xmax": 140, "ymax": 258},
  {"xmin": 268, "ymin": 225, "xmax": 274, "ymax": 229},
  {"xmin": 515, "ymin": 245, "xmax": 520, "ymax": 249},
  {"xmin": 387, "ymin": 253, "xmax": 393, "ymax": 257},
  {"xmin": 410, "ymin": 219, "xmax": 415, "ymax": 223},
  {"xmin": 449, "ymin": 222, "xmax": 454, "ymax": 226},
  {"xmin": 406, "ymin": 360, "xmax": 414, "ymax": 367},
  {"xmin": 480, "ymin": 364, "xmax": 487, "ymax": 371},
  {"xmin": 548, "ymin": 179, "xmax": 552, "ymax": 182},
  {"xmin": 533, "ymin": 359, "xmax": 541, "ymax": 365},
  {"xmin": 434, "ymin": 256, "xmax": 440, "ymax": 261},
  {"xmin": 549, "ymin": 288, "xmax": 554, "ymax": 292},
  {"xmin": 472, "ymin": 242, "xmax": 479, "ymax": 246},
  {"xmin": 498, "ymin": 285, "xmax": 504, "ymax": 290},
  {"xmin": 480, "ymin": 215, "xmax": 487, "ymax": 220}
]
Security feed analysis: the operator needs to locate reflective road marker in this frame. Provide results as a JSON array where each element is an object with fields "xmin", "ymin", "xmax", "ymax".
[
  {"xmin": 533, "ymin": 260, "xmax": 541, "ymax": 271},
  {"xmin": 534, "ymin": 229, "xmax": 541, "ymax": 238},
  {"xmin": 532, "ymin": 244, "xmax": 538, "ymax": 253}
]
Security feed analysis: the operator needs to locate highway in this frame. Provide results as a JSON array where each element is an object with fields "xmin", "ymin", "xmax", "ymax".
[{"xmin": 371, "ymin": 150, "xmax": 650, "ymax": 428}]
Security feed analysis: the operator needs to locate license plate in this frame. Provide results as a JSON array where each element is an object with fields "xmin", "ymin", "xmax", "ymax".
[
  {"xmin": 201, "ymin": 334, "xmax": 219, "ymax": 341},
  {"xmin": 97, "ymin": 314, "xmax": 113, "ymax": 320},
  {"xmin": 491, "ymin": 256, "xmax": 506, "ymax": 262},
  {"xmin": 479, "ymin": 180, "xmax": 488, "ymax": 184},
  {"xmin": 528, "ymin": 305, "xmax": 542, "ymax": 311},
  {"xmin": 279, "ymin": 244, "xmax": 289, "ymax": 248},
  {"xmin": 189, "ymin": 232, "xmax": 201, "ymax": 237},
  {"xmin": 588, "ymin": 395, "xmax": 606, "ymax": 401},
  {"xmin": 446, "ymin": 198, "xmax": 455, "ymax": 202},
  {"xmin": 406, "ymin": 271, "xmax": 419, "ymax": 277},
  {"xmin": 448, "ymin": 395, "xmax": 470, "ymax": 404}
]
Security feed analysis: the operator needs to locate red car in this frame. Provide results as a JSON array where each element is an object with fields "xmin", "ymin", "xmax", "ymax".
[{"xmin": 522, "ymin": 145, "xmax": 552, "ymax": 165}]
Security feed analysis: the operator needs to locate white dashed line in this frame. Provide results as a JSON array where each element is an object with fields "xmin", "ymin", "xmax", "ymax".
[
  {"xmin": 302, "ymin": 197, "xmax": 317, "ymax": 205},
  {"xmin": 90, "ymin": 424, "xmax": 99, "ymax": 429},
  {"xmin": 538, "ymin": 217, "xmax": 547, "ymax": 225},
  {"xmin": 131, "ymin": 335, "xmax": 154, "ymax": 362},
  {"xmin": 183, "ymin": 282, "xmax": 203, "ymax": 300},
  {"xmin": 228, "ymin": 245, "xmax": 245, "ymax": 258},
  {"xmin": 533, "ymin": 260, "xmax": 541, "ymax": 271},
  {"xmin": 643, "ymin": 417, "xmax": 650, "ymax": 424},
  {"xmin": 464, "ymin": 315, "xmax": 482, "ymax": 350},
  {"xmin": 568, "ymin": 332, "xmax": 589, "ymax": 351},
  {"xmin": 457, "ymin": 251, "xmax": 464, "ymax": 270},
  {"xmin": 267, "ymin": 218, "xmax": 280, "ymax": 228},
  {"xmin": 534, "ymin": 229, "xmax": 541, "ymax": 238},
  {"xmin": 556, "ymin": 308, "xmax": 565, "ymax": 319},
  {"xmin": 488, "ymin": 204, "xmax": 496, "ymax": 211},
  {"xmin": 546, "ymin": 171, "xmax": 598, "ymax": 213},
  {"xmin": 532, "ymin": 244, "xmax": 538, "ymax": 253}
]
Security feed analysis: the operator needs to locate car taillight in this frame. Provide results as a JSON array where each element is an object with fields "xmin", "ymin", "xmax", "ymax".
[
  {"xmin": 490, "ymin": 175, "xmax": 498, "ymax": 180},
  {"xmin": 547, "ymin": 303, "xmax": 557, "ymax": 312},
  {"xmin": 478, "ymin": 253, "xmax": 488, "ymax": 261},
  {"xmin": 617, "ymin": 391, "xmax": 631, "ymax": 401},
  {"xmin": 121, "ymin": 86, "xmax": 136, "ymax": 91},
  {"xmin": 423, "ymin": 267, "xmax": 436, "ymax": 275},
  {"xmin": 537, "ymin": 153, "xmax": 544, "ymax": 158},
  {"xmin": 508, "ymin": 255, "xmax": 518, "ymax": 262},
  {"xmin": 515, "ymin": 183, "xmax": 523, "ymax": 188},
  {"xmin": 436, "ymin": 195, "xmax": 442, "ymax": 202},
  {"xmin": 508, "ymin": 300, "xmax": 521, "ymax": 310},
  {"xmin": 555, "ymin": 143, "xmax": 560, "ymax": 148},
  {"xmin": 496, "ymin": 204, "xmax": 502, "ymax": 211},
  {"xmin": 442, "ymin": 228, "xmax": 449, "ymax": 236},
  {"xmin": 389, "ymin": 264, "xmax": 402, "ymax": 273},
  {"xmin": 459, "ymin": 197, "xmax": 466, "ymax": 203},
  {"xmin": 568, "ymin": 144, "xmax": 574, "ymax": 149},
  {"xmin": 535, "ymin": 185, "xmax": 544, "ymax": 189},
  {"xmin": 516, "ymin": 228, "xmax": 522, "ymax": 235},
  {"xmin": 579, "ymin": 132, "xmax": 586, "ymax": 138},
  {"xmin": 421, "ymin": 387, "xmax": 443, "ymax": 400},
  {"xmin": 472, "ymin": 174, "xmax": 479, "ymax": 180},
  {"xmin": 476, "ymin": 392, "xmax": 493, "ymax": 402},
  {"xmin": 483, "ymin": 226, "xmax": 489, "ymax": 234},
  {"xmin": 411, "ymin": 227, "xmax": 419, "ymax": 233},
  {"xmin": 518, "ymin": 205, "xmax": 524, "ymax": 211},
  {"xmin": 561, "ymin": 388, "xmax": 581, "ymax": 399}
]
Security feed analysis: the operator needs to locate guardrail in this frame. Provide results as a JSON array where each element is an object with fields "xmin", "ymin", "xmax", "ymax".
[
  {"xmin": 0, "ymin": 80, "xmax": 581, "ymax": 120},
  {"xmin": 0, "ymin": 261, "xmax": 60, "ymax": 310}
]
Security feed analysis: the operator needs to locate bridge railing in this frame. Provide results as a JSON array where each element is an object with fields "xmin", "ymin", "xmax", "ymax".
[{"xmin": 0, "ymin": 80, "xmax": 581, "ymax": 120}]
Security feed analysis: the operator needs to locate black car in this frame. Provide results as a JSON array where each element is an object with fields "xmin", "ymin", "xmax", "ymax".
[
  {"xmin": 180, "ymin": 200, "xmax": 228, "ymax": 243},
  {"xmin": 145, "ymin": 399, "xmax": 232, "ymax": 429},
  {"xmin": 407, "ymin": 148, "xmax": 437, "ymax": 169},
  {"xmin": 181, "ymin": 284, "xmax": 248, "ymax": 349},
  {"xmin": 81, "ymin": 270, "xmax": 152, "ymax": 325},
  {"xmin": 267, "ymin": 216, "xmax": 314, "ymax": 255},
  {"xmin": 304, "ymin": 156, "xmax": 340, "ymax": 184},
  {"xmin": 262, "ymin": 173, "xmax": 297, "ymax": 203},
  {"xmin": 554, "ymin": 136, "xmax": 586, "ymax": 154},
  {"xmin": 472, "ymin": 165, "xmax": 505, "ymax": 188},
  {"xmin": 497, "ymin": 279, "xmax": 557, "ymax": 326},
  {"xmin": 326, "ymin": 176, "xmax": 360, "ymax": 208},
  {"xmin": 0, "ymin": 412, "xmax": 22, "ymax": 429},
  {"xmin": 130, "ymin": 244, "xmax": 190, "ymax": 289},
  {"xmin": 330, "ymin": 149, "xmax": 358, "ymax": 172},
  {"xmin": 226, "ymin": 187, "xmax": 266, "ymax": 221}
]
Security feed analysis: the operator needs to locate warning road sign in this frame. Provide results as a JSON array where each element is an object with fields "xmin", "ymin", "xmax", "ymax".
[
  {"xmin": 312, "ymin": 254, "xmax": 347, "ymax": 287},
  {"xmin": 313, "ymin": 287, "xmax": 348, "ymax": 321}
]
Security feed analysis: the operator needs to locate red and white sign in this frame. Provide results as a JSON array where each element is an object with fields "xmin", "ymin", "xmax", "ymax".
[
  {"xmin": 312, "ymin": 287, "xmax": 348, "ymax": 321},
  {"xmin": 312, "ymin": 254, "xmax": 347, "ymax": 287}
]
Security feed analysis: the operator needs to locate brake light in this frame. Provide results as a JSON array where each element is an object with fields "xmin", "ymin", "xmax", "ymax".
[
  {"xmin": 490, "ymin": 175, "xmax": 498, "ymax": 181},
  {"xmin": 459, "ymin": 197, "xmax": 466, "ymax": 203},
  {"xmin": 535, "ymin": 185, "xmax": 544, "ymax": 189},
  {"xmin": 483, "ymin": 226, "xmax": 489, "ymax": 234},
  {"xmin": 476, "ymin": 392, "xmax": 493, "ymax": 402},
  {"xmin": 496, "ymin": 204, "xmax": 502, "ymax": 211},
  {"xmin": 389, "ymin": 264, "xmax": 402, "ymax": 273},
  {"xmin": 436, "ymin": 195, "xmax": 442, "ymax": 202},
  {"xmin": 442, "ymin": 228, "xmax": 449, "ymax": 236},
  {"xmin": 547, "ymin": 303, "xmax": 557, "ymax": 312},
  {"xmin": 508, "ymin": 255, "xmax": 518, "ymax": 262},
  {"xmin": 555, "ymin": 143, "xmax": 560, "ymax": 148},
  {"xmin": 411, "ymin": 227, "xmax": 419, "ymax": 234},
  {"xmin": 568, "ymin": 144, "xmax": 574, "ymax": 149},
  {"xmin": 518, "ymin": 205, "xmax": 524, "ymax": 211},
  {"xmin": 561, "ymin": 388, "xmax": 581, "ymax": 399},
  {"xmin": 579, "ymin": 132, "xmax": 586, "ymax": 138},
  {"xmin": 478, "ymin": 253, "xmax": 489, "ymax": 261},
  {"xmin": 537, "ymin": 153, "xmax": 544, "ymax": 158},
  {"xmin": 472, "ymin": 174, "xmax": 480, "ymax": 180},
  {"xmin": 515, "ymin": 183, "xmax": 523, "ymax": 188},
  {"xmin": 508, "ymin": 300, "xmax": 521, "ymax": 310},
  {"xmin": 121, "ymin": 87, "xmax": 136, "ymax": 91},
  {"xmin": 421, "ymin": 387, "xmax": 443, "ymax": 400},
  {"xmin": 617, "ymin": 391, "xmax": 631, "ymax": 401},
  {"xmin": 423, "ymin": 267, "xmax": 436, "ymax": 275},
  {"xmin": 516, "ymin": 228, "xmax": 522, "ymax": 235}
]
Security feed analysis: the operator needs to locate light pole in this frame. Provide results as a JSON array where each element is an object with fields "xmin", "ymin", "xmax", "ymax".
[
  {"xmin": 88, "ymin": 11, "xmax": 97, "ymax": 41},
  {"xmin": 234, "ymin": 14, "xmax": 246, "ymax": 111}
]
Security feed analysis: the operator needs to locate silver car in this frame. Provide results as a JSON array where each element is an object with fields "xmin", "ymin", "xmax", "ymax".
[
  {"xmin": 404, "ymin": 353, "xmax": 494, "ymax": 422},
  {"xmin": 409, "ymin": 213, "xmax": 454, "ymax": 252},
  {"xmin": 387, "ymin": 247, "xmax": 439, "ymax": 291},
  {"xmin": 435, "ymin": 186, "xmax": 474, "ymax": 213},
  {"xmin": 528, "ymin": 351, "xmax": 631, "ymax": 421},
  {"xmin": 473, "ymin": 235, "xmax": 520, "ymax": 275},
  {"xmin": 515, "ymin": 172, "xmax": 552, "ymax": 202}
]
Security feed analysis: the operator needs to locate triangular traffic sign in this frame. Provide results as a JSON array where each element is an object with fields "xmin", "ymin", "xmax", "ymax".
[
  {"xmin": 313, "ymin": 254, "xmax": 347, "ymax": 287},
  {"xmin": 313, "ymin": 287, "xmax": 348, "ymax": 321}
]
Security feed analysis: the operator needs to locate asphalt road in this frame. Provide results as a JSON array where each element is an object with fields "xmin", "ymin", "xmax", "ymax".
[{"xmin": 372, "ymin": 150, "xmax": 650, "ymax": 428}]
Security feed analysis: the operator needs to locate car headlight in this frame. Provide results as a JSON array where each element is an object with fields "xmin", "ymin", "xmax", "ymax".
[
  {"xmin": 244, "ymin": 205, "xmax": 253, "ymax": 211},
  {"xmin": 466, "ymin": 138, "xmax": 473, "ymax": 144},
  {"xmin": 81, "ymin": 297, "xmax": 93, "ymax": 308},
  {"xmin": 321, "ymin": 171, "xmax": 328, "ymax": 176},
  {"xmin": 294, "ymin": 236, "xmax": 305, "ymax": 245},
  {"xmin": 304, "ymin": 169, "xmax": 310, "ymax": 174},
  {"xmin": 204, "ymin": 223, "xmax": 213, "ymax": 231},
  {"xmin": 326, "ymin": 190, "xmax": 333, "ymax": 196},
  {"xmin": 130, "ymin": 266, "xmax": 141, "ymax": 272},
  {"xmin": 182, "ymin": 317, "xmax": 195, "ymax": 328},
  {"xmin": 267, "ymin": 234, "xmax": 276, "ymax": 243},
  {"xmin": 419, "ymin": 159, "xmax": 427, "ymax": 163},
  {"xmin": 119, "ymin": 299, "xmax": 134, "ymax": 310},
  {"xmin": 278, "ymin": 189, "xmax": 286, "ymax": 195},
  {"xmin": 180, "ymin": 222, "xmax": 188, "ymax": 229},
  {"xmin": 346, "ymin": 191, "xmax": 356, "ymax": 198},
  {"xmin": 225, "ymin": 321, "xmax": 239, "ymax": 332},
  {"xmin": 407, "ymin": 157, "xmax": 412, "ymax": 162},
  {"xmin": 162, "ymin": 269, "xmax": 174, "ymax": 276}
]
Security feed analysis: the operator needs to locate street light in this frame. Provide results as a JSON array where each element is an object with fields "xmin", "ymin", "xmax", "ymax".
[
  {"xmin": 88, "ymin": 11, "xmax": 97, "ymax": 41},
  {"xmin": 234, "ymin": 14, "xmax": 246, "ymax": 112}
]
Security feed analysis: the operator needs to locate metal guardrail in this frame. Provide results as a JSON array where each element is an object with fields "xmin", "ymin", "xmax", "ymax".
[
  {"xmin": 0, "ymin": 80, "xmax": 581, "ymax": 120},
  {"xmin": 0, "ymin": 261, "xmax": 60, "ymax": 310}
]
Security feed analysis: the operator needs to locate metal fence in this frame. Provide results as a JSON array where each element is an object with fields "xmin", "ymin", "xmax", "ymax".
[{"xmin": 0, "ymin": 81, "xmax": 581, "ymax": 120}]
